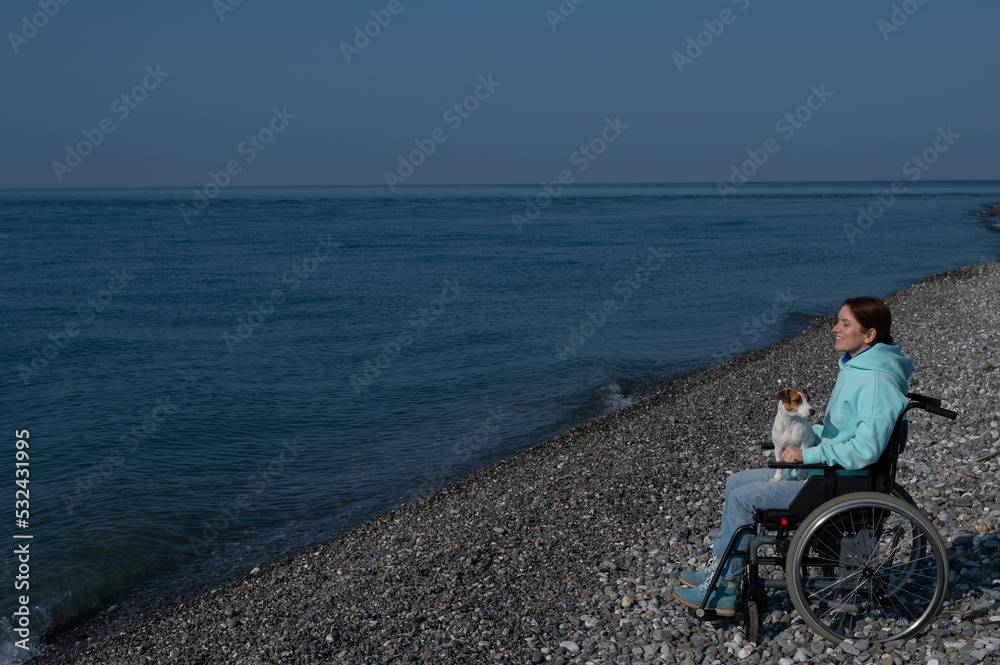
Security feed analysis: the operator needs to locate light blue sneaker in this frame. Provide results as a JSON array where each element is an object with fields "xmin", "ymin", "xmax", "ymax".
[
  {"xmin": 672, "ymin": 576, "xmax": 740, "ymax": 616},
  {"xmin": 678, "ymin": 553, "xmax": 717, "ymax": 588}
]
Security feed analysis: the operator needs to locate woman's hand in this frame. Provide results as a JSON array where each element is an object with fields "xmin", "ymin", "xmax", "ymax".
[{"xmin": 780, "ymin": 447, "xmax": 804, "ymax": 463}]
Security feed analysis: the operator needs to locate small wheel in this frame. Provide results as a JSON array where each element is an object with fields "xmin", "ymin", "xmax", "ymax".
[
  {"xmin": 744, "ymin": 600, "xmax": 760, "ymax": 644},
  {"xmin": 695, "ymin": 607, "xmax": 706, "ymax": 618},
  {"xmin": 786, "ymin": 492, "xmax": 948, "ymax": 644},
  {"xmin": 755, "ymin": 585, "xmax": 768, "ymax": 617}
]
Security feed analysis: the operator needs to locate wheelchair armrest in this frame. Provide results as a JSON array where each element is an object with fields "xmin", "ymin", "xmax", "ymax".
[
  {"xmin": 760, "ymin": 442, "xmax": 775, "ymax": 450},
  {"xmin": 767, "ymin": 461, "xmax": 845, "ymax": 470}
]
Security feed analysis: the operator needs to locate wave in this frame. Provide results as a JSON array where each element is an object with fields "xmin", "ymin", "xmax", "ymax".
[
  {"xmin": 594, "ymin": 379, "xmax": 633, "ymax": 415},
  {"xmin": 0, "ymin": 602, "xmax": 51, "ymax": 665}
]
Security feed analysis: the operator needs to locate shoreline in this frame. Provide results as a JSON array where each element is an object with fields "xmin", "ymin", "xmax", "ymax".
[{"xmin": 36, "ymin": 261, "xmax": 1000, "ymax": 664}]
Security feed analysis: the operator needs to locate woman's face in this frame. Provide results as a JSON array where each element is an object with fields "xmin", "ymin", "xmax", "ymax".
[{"xmin": 833, "ymin": 305, "xmax": 875, "ymax": 357}]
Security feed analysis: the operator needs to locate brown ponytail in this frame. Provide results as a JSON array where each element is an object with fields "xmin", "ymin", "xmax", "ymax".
[{"xmin": 843, "ymin": 296, "xmax": 894, "ymax": 345}]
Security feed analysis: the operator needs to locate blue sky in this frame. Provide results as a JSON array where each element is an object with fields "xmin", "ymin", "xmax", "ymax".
[{"xmin": 1, "ymin": 0, "xmax": 997, "ymax": 188}]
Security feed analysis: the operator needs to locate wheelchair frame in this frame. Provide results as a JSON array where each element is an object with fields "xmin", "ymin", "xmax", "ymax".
[{"xmin": 691, "ymin": 392, "xmax": 957, "ymax": 644}]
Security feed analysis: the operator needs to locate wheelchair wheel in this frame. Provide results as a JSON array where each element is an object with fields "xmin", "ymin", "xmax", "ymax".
[{"xmin": 786, "ymin": 492, "xmax": 947, "ymax": 644}]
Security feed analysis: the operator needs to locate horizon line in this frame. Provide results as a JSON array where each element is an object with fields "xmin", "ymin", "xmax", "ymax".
[{"xmin": 3, "ymin": 178, "xmax": 1000, "ymax": 192}]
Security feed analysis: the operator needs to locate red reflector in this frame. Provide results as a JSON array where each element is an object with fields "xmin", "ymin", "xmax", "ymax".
[{"xmin": 780, "ymin": 518, "xmax": 789, "ymax": 526}]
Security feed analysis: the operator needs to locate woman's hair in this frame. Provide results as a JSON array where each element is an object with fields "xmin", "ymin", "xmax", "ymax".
[{"xmin": 843, "ymin": 296, "xmax": 894, "ymax": 345}]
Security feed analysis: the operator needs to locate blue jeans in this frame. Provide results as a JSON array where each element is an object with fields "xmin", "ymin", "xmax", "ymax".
[{"xmin": 713, "ymin": 468, "xmax": 803, "ymax": 584}]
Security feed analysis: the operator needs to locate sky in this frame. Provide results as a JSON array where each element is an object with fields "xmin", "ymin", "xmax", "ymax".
[{"xmin": 1, "ymin": 0, "xmax": 998, "ymax": 189}]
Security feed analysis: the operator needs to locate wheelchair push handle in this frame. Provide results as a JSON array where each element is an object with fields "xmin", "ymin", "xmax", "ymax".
[
  {"xmin": 906, "ymin": 392, "xmax": 941, "ymax": 407},
  {"xmin": 914, "ymin": 402, "xmax": 958, "ymax": 420},
  {"xmin": 905, "ymin": 393, "xmax": 957, "ymax": 420}
]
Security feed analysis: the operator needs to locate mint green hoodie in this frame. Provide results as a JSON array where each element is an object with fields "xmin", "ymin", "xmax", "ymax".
[{"xmin": 801, "ymin": 342, "xmax": 912, "ymax": 474}]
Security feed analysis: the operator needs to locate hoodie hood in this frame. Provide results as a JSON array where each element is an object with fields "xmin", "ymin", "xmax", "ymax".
[
  {"xmin": 839, "ymin": 342, "xmax": 913, "ymax": 394},
  {"xmin": 801, "ymin": 341, "xmax": 913, "ymax": 473}
]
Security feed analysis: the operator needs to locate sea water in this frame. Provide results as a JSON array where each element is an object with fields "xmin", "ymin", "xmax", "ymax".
[{"xmin": 1, "ymin": 181, "xmax": 997, "ymax": 659}]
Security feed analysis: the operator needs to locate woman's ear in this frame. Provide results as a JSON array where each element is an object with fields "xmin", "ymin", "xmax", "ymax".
[{"xmin": 864, "ymin": 327, "xmax": 878, "ymax": 344}]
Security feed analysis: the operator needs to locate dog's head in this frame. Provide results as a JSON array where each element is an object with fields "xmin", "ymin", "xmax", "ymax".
[{"xmin": 775, "ymin": 388, "xmax": 816, "ymax": 418}]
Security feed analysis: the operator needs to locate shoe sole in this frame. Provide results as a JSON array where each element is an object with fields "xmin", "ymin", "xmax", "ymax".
[{"xmin": 671, "ymin": 588, "xmax": 738, "ymax": 617}]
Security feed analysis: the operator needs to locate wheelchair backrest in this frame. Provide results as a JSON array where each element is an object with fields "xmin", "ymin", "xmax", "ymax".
[
  {"xmin": 869, "ymin": 414, "xmax": 908, "ymax": 494},
  {"xmin": 870, "ymin": 390, "xmax": 957, "ymax": 493}
]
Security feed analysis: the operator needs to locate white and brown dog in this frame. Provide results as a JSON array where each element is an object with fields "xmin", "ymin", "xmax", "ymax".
[{"xmin": 770, "ymin": 388, "xmax": 817, "ymax": 481}]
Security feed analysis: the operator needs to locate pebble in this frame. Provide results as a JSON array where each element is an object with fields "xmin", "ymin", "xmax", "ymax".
[
  {"xmin": 32, "ymin": 262, "xmax": 1000, "ymax": 665},
  {"xmin": 841, "ymin": 642, "xmax": 860, "ymax": 656}
]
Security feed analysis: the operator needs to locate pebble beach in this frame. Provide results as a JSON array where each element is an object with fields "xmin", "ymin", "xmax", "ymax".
[{"xmin": 37, "ymin": 261, "xmax": 1000, "ymax": 665}]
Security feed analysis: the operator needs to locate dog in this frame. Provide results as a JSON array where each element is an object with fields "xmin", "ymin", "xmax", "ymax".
[{"xmin": 770, "ymin": 388, "xmax": 816, "ymax": 481}]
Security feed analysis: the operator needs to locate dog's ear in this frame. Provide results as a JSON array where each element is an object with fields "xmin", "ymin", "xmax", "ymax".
[
  {"xmin": 801, "ymin": 388, "xmax": 811, "ymax": 401},
  {"xmin": 775, "ymin": 389, "xmax": 792, "ymax": 403}
]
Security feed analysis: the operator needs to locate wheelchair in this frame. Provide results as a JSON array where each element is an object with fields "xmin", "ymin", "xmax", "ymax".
[{"xmin": 691, "ymin": 392, "xmax": 957, "ymax": 645}]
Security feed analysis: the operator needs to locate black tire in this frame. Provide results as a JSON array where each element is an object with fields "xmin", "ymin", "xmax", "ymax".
[
  {"xmin": 786, "ymin": 492, "xmax": 948, "ymax": 644},
  {"xmin": 745, "ymin": 600, "xmax": 760, "ymax": 644}
]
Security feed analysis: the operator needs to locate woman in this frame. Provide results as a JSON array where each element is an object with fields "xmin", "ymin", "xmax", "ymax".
[{"xmin": 672, "ymin": 296, "xmax": 913, "ymax": 614}]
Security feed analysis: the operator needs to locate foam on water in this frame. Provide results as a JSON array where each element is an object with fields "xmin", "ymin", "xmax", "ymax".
[
  {"xmin": 0, "ymin": 607, "xmax": 48, "ymax": 665},
  {"xmin": 596, "ymin": 379, "xmax": 633, "ymax": 415}
]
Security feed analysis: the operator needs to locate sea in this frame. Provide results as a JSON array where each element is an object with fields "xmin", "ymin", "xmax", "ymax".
[{"xmin": 1, "ymin": 181, "xmax": 998, "ymax": 661}]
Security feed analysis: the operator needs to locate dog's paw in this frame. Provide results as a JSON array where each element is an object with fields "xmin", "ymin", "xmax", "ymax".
[{"xmin": 768, "ymin": 477, "xmax": 780, "ymax": 483}]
